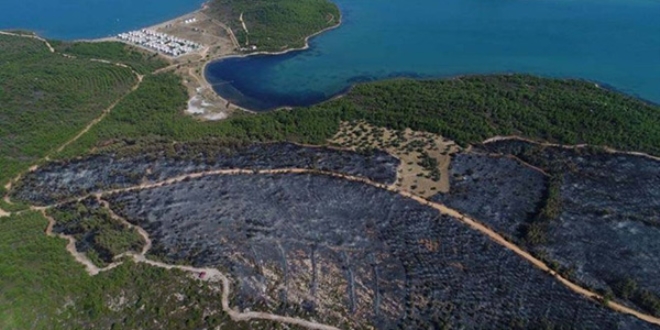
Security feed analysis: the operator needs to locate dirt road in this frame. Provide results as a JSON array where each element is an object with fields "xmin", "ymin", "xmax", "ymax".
[
  {"xmin": 44, "ymin": 196, "xmax": 341, "ymax": 329},
  {"xmin": 34, "ymin": 168, "xmax": 660, "ymax": 329},
  {"xmin": 483, "ymin": 136, "xmax": 660, "ymax": 162},
  {"xmin": 37, "ymin": 166, "xmax": 660, "ymax": 327},
  {"xmin": 0, "ymin": 30, "xmax": 55, "ymax": 52},
  {"xmin": 55, "ymin": 71, "xmax": 143, "ymax": 154}
]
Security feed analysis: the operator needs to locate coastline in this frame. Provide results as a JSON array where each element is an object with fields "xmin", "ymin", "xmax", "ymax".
[
  {"xmin": 215, "ymin": 14, "xmax": 342, "ymax": 60},
  {"xmin": 200, "ymin": 14, "xmax": 343, "ymax": 113},
  {"xmin": 72, "ymin": 4, "xmax": 342, "ymax": 116}
]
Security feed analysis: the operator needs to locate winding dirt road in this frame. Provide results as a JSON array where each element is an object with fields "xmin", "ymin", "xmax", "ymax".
[
  {"xmin": 484, "ymin": 136, "xmax": 660, "ymax": 162},
  {"xmin": 0, "ymin": 30, "xmax": 55, "ymax": 52},
  {"xmin": 36, "ymin": 167, "xmax": 660, "ymax": 327},
  {"xmin": 3, "ymin": 29, "xmax": 659, "ymax": 326},
  {"xmin": 55, "ymin": 71, "xmax": 143, "ymax": 154},
  {"xmin": 43, "ymin": 194, "xmax": 340, "ymax": 329},
  {"xmin": 0, "ymin": 32, "xmax": 144, "ymax": 215}
]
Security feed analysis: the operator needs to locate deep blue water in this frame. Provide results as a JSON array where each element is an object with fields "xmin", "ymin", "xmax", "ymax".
[
  {"xmin": 0, "ymin": 0, "xmax": 204, "ymax": 40},
  {"xmin": 206, "ymin": 0, "xmax": 660, "ymax": 111}
]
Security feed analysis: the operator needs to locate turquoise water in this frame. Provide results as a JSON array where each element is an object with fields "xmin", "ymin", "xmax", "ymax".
[
  {"xmin": 206, "ymin": 0, "xmax": 660, "ymax": 111},
  {"xmin": 0, "ymin": 0, "xmax": 204, "ymax": 40}
]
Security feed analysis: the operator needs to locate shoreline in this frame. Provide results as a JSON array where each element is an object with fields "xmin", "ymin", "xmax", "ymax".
[
  {"xmin": 71, "ymin": 4, "xmax": 342, "ymax": 115},
  {"xmin": 201, "ymin": 14, "xmax": 343, "ymax": 113},
  {"xmin": 2, "ymin": 4, "xmax": 346, "ymax": 114}
]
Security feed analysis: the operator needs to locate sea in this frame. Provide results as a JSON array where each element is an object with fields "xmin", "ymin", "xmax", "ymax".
[
  {"xmin": 1, "ymin": 0, "xmax": 659, "ymax": 111},
  {"xmin": 205, "ymin": 0, "xmax": 660, "ymax": 111},
  {"xmin": 0, "ymin": 0, "xmax": 205, "ymax": 40}
]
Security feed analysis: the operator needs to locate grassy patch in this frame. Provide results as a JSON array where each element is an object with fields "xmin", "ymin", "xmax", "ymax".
[{"xmin": 56, "ymin": 72, "xmax": 341, "ymax": 157}]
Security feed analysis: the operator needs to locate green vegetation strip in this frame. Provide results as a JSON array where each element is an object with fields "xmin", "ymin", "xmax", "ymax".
[
  {"xmin": 207, "ymin": 0, "xmax": 340, "ymax": 51},
  {"xmin": 50, "ymin": 41, "xmax": 169, "ymax": 75},
  {"xmin": 312, "ymin": 75, "xmax": 660, "ymax": 155},
  {"xmin": 47, "ymin": 200, "xmax": 145, "ymax": 268}
]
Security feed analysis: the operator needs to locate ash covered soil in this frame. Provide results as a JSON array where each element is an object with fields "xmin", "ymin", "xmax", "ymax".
[
  {"xmin": 439, "ymin": 140, "xmax": 660, "ymax": 315},
  {"xmin": 106, "ymin": 173, "xmax": 652, "ymax": 329},
  {"xmin": 432, "ymin": 153, "xmax": 547, "ymax": 237},
  {"xmin": 12, "ymin": 142, "xmax": 399, "ymax": 205}
]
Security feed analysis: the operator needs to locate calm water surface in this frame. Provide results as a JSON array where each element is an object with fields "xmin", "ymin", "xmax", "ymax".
[
  {"xmin": 0, "ymin": 0, "xmax": 204, "ymax": 39},
  {"xmin": 206, "ymin": 0, "xmax": 660, "ymax": 111}
]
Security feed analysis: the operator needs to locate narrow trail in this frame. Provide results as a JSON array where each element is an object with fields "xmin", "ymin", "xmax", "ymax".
[
  {"xmin": 239, "ymin": 12, "xmax": 249, "ymax": 34},
  {"xmin": 483, "ymin": 136, "xmax": 660, "ymax": 162},
  {"xmin": 98, "ymin": 198, "xmax": 152, "ymax": 255},
  {"xmin": 198, "ymin": 11, "xmax": 240, "ymax": 49},
  {"xmin": 35, "ymin": 167, "xmax": 660, "ymax": 327},
  {"xmin": 0, "ymin": 34, "xmax": 145, "ymax": 212},
  {"xmin": 42, "ymin": 210, "xmax": 123, "ymax": 276},
  {"xmin": 55, "ymin": 71, "xmax": 143, "ymax": 154},
  {"xmin": 41, "ymin": 192, "xmax": 340, "ymax": 329},
  {"xmin": 0, "ymin": 30, "xmax": 55, "ymax": 52}
]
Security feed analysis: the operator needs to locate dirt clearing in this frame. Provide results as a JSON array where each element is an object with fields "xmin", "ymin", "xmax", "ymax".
[{"xmin": 330, "ymin": 121, "xmax": 460, "ymax": 197}]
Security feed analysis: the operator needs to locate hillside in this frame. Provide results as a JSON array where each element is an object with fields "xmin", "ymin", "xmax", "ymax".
[
  {"xmin": 206, "ymin": 0, "xmax": 340, "ymax": 51},
  {"xmin": 313, "ymin": 75, "xmax": 660, "ymax": 155},
  {"xmin": 0, "ymin": 34, "xmax": 138, "ymax": 186},
  {"xmin": 2, "ymin": 33, "xmax": 660, "ymax": 329}
]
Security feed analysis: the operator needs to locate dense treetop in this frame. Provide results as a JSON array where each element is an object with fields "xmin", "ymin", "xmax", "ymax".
[
  {"xmin": 50, "ymin": 41, "xmax": 169, "ymax": 75},
  {"xmin": 207, "ymin": 0, "xmax": 340, "ymax": 51},
  {"xmin": 313, "ymin": 75, "xmax": 660, "ymax": 154},
  {"xmin": 0, "ymin": 35, "xmax": 137, "ymax": 184}
]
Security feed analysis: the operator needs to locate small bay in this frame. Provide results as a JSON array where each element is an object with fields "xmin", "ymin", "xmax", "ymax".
[{"xmin": 206, "ymin": 0, "xmax": 660, "ymax": 111}]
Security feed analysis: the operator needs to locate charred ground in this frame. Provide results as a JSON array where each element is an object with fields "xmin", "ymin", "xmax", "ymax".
[
  {"xmin": 12, "ymin": 141, "xmax": 660, "ymax": 329},
  {"xmin": 437, "ymin": 139, "xmax": 660, "ymax": 317}
]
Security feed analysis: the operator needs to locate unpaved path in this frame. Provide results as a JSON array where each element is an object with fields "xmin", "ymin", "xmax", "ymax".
[
  {"xmin": 197, "ymin": 11, "xmax": 240, "ymax": 49},
  {"xmin": 55, "ymin": 71, "xmax": 143, "ymax": 154},
  {"xmin": 44, "ymin": 194, "xmax": 340, "ymax": 329},
  {"xmin": 0, "ymin": 30, "xmax": 55, "ymax": 52},
  {"xmin": 42, "ymin": 210, "xmax": 123, "ymax": 275},
  {"xmin": 98, "ymin": 199, "xmax": 152, "ymax": 255},
  {"xmin": 0, "ymin": 208, "xmax": 9, "ymax": 218},
  {"xmin": 37, "ymin": 167, "xmax": 660, "ymax": 327},
  {"xmin": 483, "ymin": 136, "xmax": 660, "ymax": 162},
  {"xmin": 239, "ymin": 12, "xmax": 249, "ymax": 34},
  {"xmin": 1, "ymin": 33, "xmax": 145, "ymax": 206}
]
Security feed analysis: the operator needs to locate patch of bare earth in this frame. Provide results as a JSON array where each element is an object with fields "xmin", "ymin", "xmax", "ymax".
[
  {"xmin": 330, "ymin": 121, "xmax": 460, "ymax": 197},
  {"xmin": 147, "ymin": 11, "xmax": 244, "ymax": 120}
]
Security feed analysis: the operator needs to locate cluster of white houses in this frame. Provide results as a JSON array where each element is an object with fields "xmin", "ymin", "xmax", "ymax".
[{"xmin": 117, "ymin": 29, "xmax": 201, "ymax": 57}]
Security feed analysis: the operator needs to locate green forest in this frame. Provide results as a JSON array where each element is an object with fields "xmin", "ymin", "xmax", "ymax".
[
  {"xmin": 50, "ymin": 41, "xmax": 169, "ymax": 75},
  {"xmin": 315, "ymin": 76, "xmax": 660, "ymax": 155},
  {"xmin": 0, "ymin": 35, "xmax": 137, "ymax": 185},
  {"xmin": 59, "ymin": 73, "xmax": 660, "ymax": 159},
  {"xmin": 207, "ymin": 0, "xmax": 340, "ymax": 51}
]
